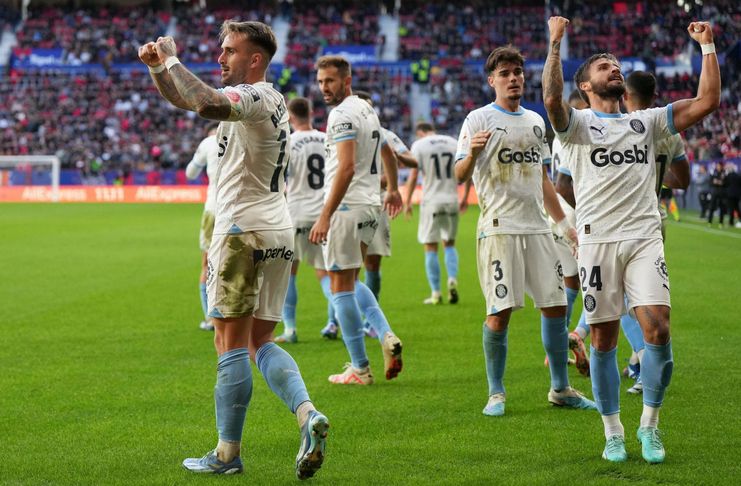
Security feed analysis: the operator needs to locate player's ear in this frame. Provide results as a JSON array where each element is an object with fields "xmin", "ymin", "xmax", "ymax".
[
  {"xmin": 579, "ymin": 80, "xmax": 591, "ymax": 95},
  {"xmin": 487, "ymin": 74, "xmax": 495, "ymax": 89}
]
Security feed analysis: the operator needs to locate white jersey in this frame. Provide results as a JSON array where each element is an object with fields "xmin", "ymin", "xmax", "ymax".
[
  {"xmin": 411, "ymin": 134, "xmax": 459, "ymax": 205},
  {"xmin": 550, "ymin": 137, "xmax": 564, "ymax": 181},
  {"xmin": 186, "ymin": 134, "xmax": 219, "ymax": 212},
  {"xmin": 325, "ymin": 95, "xmax": 383, "ymax": 207},
  {"xmin": 213, "ymin": 82, "xmax": 292, "ymax": 234},
  {"xmin": 555, "ymin": 106, "xmax": 676, "ymax": 244},
  {"xmin": 456, "ymin": 103, "xmax": 552, "ymax": 237},
  {"xmin": 383, "ymin": 128, "xmax": 409, "ymax": 156},
  {"xmin": 286, "ymin": 129, "xmax": 327, "ymax": 222}
]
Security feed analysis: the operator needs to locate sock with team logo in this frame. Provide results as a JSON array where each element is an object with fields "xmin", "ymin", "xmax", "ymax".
[
  {"xmin": 565, "ymin": 287, "xmax": 579, "ymax": 325},
  {"xmin": 425, "ymin": 251, "xmax": 441, "ymax": 293},
  {"xmin": 281, "ymin": 274, "xmax": 297, "ymax": 333},
  {"xmin": 541, "ymin": 315, "xmax": 570, "ymax": 391},
  {"xmin": 199, "ymin": 282, "xmax": 208, "ymax": 319},
  {"xmin": 620, "ymin": 313, "xmax": 645, "ymax": 354},
  {"xmin": 590, "ymin": 346, "xmax": 620, "ymax": 415},
  {"xmin": 365, "ymin": 271, "xmax": 381, "ymax": 300},
  {"xmin": 641, "ymin": 341, "xmax": 673, "ymax": 408},
  {"xmin": 483, "ymin": 324, "xmax": 507, "ymax": 395},
  {"xmin": 215, "ymin": 348, "xmax": 252, "ymax": 443},
  {"xmin": 255, "ymin": 342, "xmax": 310, "ymax": 412},
  {"xmin": 332, "ymin": 291, "xmax": 369, "ymax": 369},
  {"xmin": 575, "ymin": 311, "xmax": 590, "ymax": 339},
  {"xmin": 355, "ymin": 280, "xmax": 391, "ymax": 341},
  {"xmin": 320, "ymin": 275, "xmax": 336, "ymax": 324},
  {"xmin": 444, "ymin": 246, "xmax": 459, "ymax": 280}
]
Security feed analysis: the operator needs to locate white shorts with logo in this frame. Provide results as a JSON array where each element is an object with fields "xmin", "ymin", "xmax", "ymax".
[
  {"xmin": 199, "ymin": 210, "xmax": 215, "ymax": 252},
  {"xmin": 367, "ymin": 210, "xmax": 391, "ymax": 257},
  {"xmin": 292, "ymin": 219, "xmax": 326, "ymax": 269},
  {"xmin": 577, "ymin": 238, "xmax": 670, "ymax": 325},
  {"xmin": 477, "ymin": 233, "xmax": 566, "ymax": 314},
  {"xmin": 207, "ymin": 228, "xmax": 293, "ymax": 321},
  {"xmin": 323, "ymin": 206, "xmax": 380, "ymax": 271},
  {"xmin": 553, "ymin": 233, "xmax": 578, "ymax": 277},
  {"xmin": 418, "ymin": 202, "xmax": 459, "ymax": 244}
]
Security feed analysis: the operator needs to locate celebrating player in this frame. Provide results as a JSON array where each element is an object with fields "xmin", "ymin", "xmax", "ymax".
[
  {"xmin": 543, "ymin": 16, "xmax": 719, "ymax": 463},
  {"xmin": 455, "ymin": 45, "xmax": 597, "ymax": 418},
  {"xmin": 139, "ymin": 21, "xmax": 329, "ymax": 479}
]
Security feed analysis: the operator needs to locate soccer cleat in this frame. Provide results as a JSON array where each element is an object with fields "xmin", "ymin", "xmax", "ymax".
[
  {"xmin": 623, "ymin": 362, "xmax": 640, "ymax": 379},
  {"xmin": 320, "ymin": 322, "xmax": 338, "ymax": 340},
  {"xmin": 448, "ymin": 281, "xmax": 459, "ymax": 304},
  {"xmin": 182, "ymin": 449, "xmax": 243, "ymax": 474},
  {"xmin": 363, "ymin": 321, "xmax": 378, "ymax": 339},
  {"xmin": 274, "ymin": 332, "xmax": 298, "ymax": 344},
  {"xmin": 602, "ymin": 435, "xmax": 628, "ymax": 462},
  {"xmin": 423, "ymin": 293, "xmax": 442, "ymax": 305},
  {"xmin": 295, "ymin": 410, "xmax": 330, "ymax": 480},
  {"xmin": 568, "ymin": 332, "xmax": 590, "ymax": 377},
  {"xmin": 548, "ymin": 387, "xmax": 598, "ymax": 410},
  {"xmin": 328, "ymin": 363, "xmax": 374, "ymax": 385},
  {"xmin": 382, "ymin": 332, "xmax": 403, "ymax": 380},
  {"xmin": 637, "ymin": 426, "xmax": 665, "ymax": 464},
  {"xmin": 627, "ymin": 376, "xmax": 643, "ymax": 395},
  {"xmin": 199, "ymin": 320, "xmax": 215, "ymax": 331},
  {"xmin": 482, "ymin": 393, "xmax": 506, "ymax": 416}
]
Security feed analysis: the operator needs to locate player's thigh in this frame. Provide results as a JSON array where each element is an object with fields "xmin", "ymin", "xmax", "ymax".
[
  {"xmin": 623, "ymin": 238, "xmax": 671, "ymax": 310},
  {"xmin": 477, "ymin": 234, "xmax": 524, "ymax": 315},
  {"xmin": 207, "ymin": 231, "xmax": 264, "ymax": 318},
  {"xmin": 439, "ymin": 203, "xmax": 459, "ymax": 242},
  {"xmin": 323, "ymin": 206, "xmax": 379, "ymax": 271},
  {"xmin": 417, "ymin": 203, "xmax": 441, "ymax": 244},
  {"xmin": 523, "ymin": 234, "xmax": 567, "ymax": 309},
  {"xmin": 199, "ymin": 210, "xmax": 215, "ymax": 252},
  {"xmin": 294, "ymin": 221, "xmax": 325, "ymax": 270},
  {"xmin": 367, "ymin": 210, "xmax": 391, "ymax": 257},
  {"xmin": 253, "ymin": 228, "xmax": 295, "ymax": 321},
  {"xmin": 577, "ymin": 243, "xmax": 624, "ymax": 325}
]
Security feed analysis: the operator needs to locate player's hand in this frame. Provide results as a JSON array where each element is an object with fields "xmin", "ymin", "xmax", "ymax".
[
  {"xmin": 138, "ymin": 42, "xmax": 161, "ymax": 67},
  {"xmin": 309, "ymin": 215, "xmax": 330, "ymax": 245},
  {"xmin": 154, "ymin": 36, "xmax": 178, "ymax": 62},
  {"xmin": 548, "ymin": 16, "xmax": 570, "ymax": 43},
  {"xmin": 384, "ymin": 189, "xmax": 403, "ymax": 219},
  {"xmin": 459, "ymin": 198, "xmax": 469, "ymax": 213},
  {"xmin": 470, "ymin": 131, "xmax": 492, "ymax": 160},
  {"xmin": 565, "ymin": 226, "xmax": 579, "ymax": 258},
  {"xmin": 403, "ymin": 203, "xmax": 413, "ymax": 220},
  {"xmin": 688, "ymin": 22, "xmax": 713, "ymax": 44}
]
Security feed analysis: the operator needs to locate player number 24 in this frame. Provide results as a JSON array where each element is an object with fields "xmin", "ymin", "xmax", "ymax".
[{"xmin": 579, "ymin": 265, "xmax": 603, "ymax": 292}]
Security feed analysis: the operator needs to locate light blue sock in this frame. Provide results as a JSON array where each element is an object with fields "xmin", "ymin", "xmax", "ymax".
[
  {"xmin": 444, "ymin": 246, "xmax": 459, "ymax": 280},
  {"xmin": 483, "ymin": 324, "xmax": 507, "ymax": 395},
  {"xmin": 215, "ymin": 348, "xmax": 252, "ymax": 442},
  {"xmin": 425, "ymin": 250, "xmax": 441, "ymax": 292},
  {"xmin": 620, "ymin": 313, "xmax": 645, "ymax": 353},
  {"xmin": 642, "ymin": 341, "xmax": 674, "ymax": 408},
  {"xmin": 199, "ymin": 282, "xmax": 208, "ymax": 319},
  {"xmin": 590, "ymin": 346, "xmax": 620, "ymax": 416},
  {"xmin": 576, "ymin": 310, "xmax": 590, "ymax": 337},
  {"xmin": 332, "ymin": 291, "xmax": 369, "ymax": 369},
  {"xmin": 565, "ymin": 287, "xmax": 579, "ymax": 326},
  {"xmin": 365, "ymin": 270, "xmax": 381, "ymax": 300},
  {"xmin": 320, "ymin": 275, "xmax": 336, "ymax": 324},
  {"xmin": 255, "ymin": 342, "xmax": 310, "ymax": 413},
  {"xmin": 281, "ymin": 274, "xmax": 297, "ymax": 332},
  {"xmin": 541, "ymin": 315, "xmax": 570, "ymax": 391},
  {"xmin": 355, "ymin": 280, "xmax": 391, "ymax": 342}
]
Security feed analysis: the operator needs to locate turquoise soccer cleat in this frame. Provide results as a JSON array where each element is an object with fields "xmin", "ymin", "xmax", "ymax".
[
  {"xmin": 602, "ymin": 435, "xmax": 628, "ymax": 462},
  {"xmin": 482, "ymin": 393, "xmax": 506, "ymax": 416},
  {"xmin": 296, "ymin": 410, "xmax": 330, "ymax": 480},
  {"xmin": 637, "ymin": 426, "xmax": 666, "ymax": 464},
  {"xmin": 182, "ymin": 449, "xmax": 243, "ymax": 474},
  {"xmin": 548, "ymin": 387, "xmax": 598, "ymax": 410}
]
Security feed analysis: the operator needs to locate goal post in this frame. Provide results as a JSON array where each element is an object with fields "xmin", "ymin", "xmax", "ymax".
[{"xmin": 0, "ymin": 155, "xmax": 61, "ymax": 202}]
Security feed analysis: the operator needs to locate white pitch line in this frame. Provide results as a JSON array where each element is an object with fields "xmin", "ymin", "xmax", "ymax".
[{"xmin": 671, "ymin": 221, "xmax": 741, "ymax": 240}]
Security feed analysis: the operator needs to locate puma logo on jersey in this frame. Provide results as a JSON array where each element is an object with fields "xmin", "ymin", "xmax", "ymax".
[
  {"xmin": 590, "ymin": 125, "xmax": 606, "ymax": 136},
  {"xmin": 495, "ymin": 127, "xmax": 508, "ymax": 134},
  {"xmin": 498, "ymin": 147, "xmax": 541, "ymax": 164},
  {"xmin": 590, "ymin": 145, "xmax": 648, "ymax": 167}
]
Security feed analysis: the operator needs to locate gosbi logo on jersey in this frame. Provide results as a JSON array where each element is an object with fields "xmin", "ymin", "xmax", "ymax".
[
  {"xmin": 498, "ymin": 147, "xmax": 541, "ymax": 164},
  {"xmin": 590, "ymin": 145, "xmax": 648, "ymax": 167},
  {"xmin": 218, "ymin": 136, "xmax": 228, "ymax": 157},
  {"xmin": 253, "ymin": 246, "xmax": 294, "ymax": 263}
]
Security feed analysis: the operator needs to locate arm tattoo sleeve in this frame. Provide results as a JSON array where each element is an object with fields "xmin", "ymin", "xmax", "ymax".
[
  {"xmin": 167, "ymin": 64, "xmax": 232, "ymax": 120},
  {"xmin": 150, "ymin": 70, "xmax": 190, "ymax": 111},
  {"xmin": 542, "ymin": 41, "xmax": 571, "ymax": 132}
]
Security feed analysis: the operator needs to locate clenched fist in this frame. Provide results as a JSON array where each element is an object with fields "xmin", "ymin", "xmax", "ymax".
[{"xmin": 548, "ymin": 16, "xmax": 570, "ymax": 44}]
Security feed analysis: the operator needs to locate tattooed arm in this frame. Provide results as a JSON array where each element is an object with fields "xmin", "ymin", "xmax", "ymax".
[
  {"xmin": 138, "ymin": 41, "xmax": 190, "ymax": 110},
  {"xmin": 542, "ymin": 17, "xmax": 571, "ymax": 132}
]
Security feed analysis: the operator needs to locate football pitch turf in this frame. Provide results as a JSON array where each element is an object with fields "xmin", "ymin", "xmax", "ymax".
[{"xmin": 1, "ymin": 203, "xmax": 739, "ymax": 485}]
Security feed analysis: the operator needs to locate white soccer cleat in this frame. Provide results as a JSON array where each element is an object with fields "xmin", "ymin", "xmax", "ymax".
[
  {"xmin": 482, "ymin": 393, "xmax": 506, "ymax": 416},
  {"xmin": 328, "ymin": 363, "xmax": 374, "ymax": 385}
]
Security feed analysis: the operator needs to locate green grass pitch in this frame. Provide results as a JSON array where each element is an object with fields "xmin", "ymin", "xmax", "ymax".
[{"xmin": 1, "ymin": 203, "xmax": 739, "ymax": 485}]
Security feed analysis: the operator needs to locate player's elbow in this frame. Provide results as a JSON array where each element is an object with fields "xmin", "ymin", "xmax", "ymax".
[{"xmin": 543, "ymin": 95, "xmax": 562, "ymax": 112}]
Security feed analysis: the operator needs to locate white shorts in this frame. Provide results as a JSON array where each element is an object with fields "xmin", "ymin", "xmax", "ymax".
[
  {"xmin": 477, "ymin": 233, "xmax": 566, "ymax": 314},
  {"xmin": 418, "ymin": 202, "xmax": 459, "ymax": 244},
  {"xmin": 293, "ymin": 220, "xmax": 326, "ymax": 269},
  {"xmin": 553, "ymin": 233, "xmax": 578, "ymax": 277},
  {"xmin": 577, "ymin": 238, "xmax": 670, "ymax": 325},
  {"xmin": 207, "ymin": 229, "xmax": 293, "ymax": 321},
  {"xmin": 367, "ymin": 210, "xmax": 391, "ymax": 257},
  {"xmin": 323, "ymin": 206, "xmax": 379, "ymax": 271},
  {"xmin": 199, "ymin": 210, "xmax": 215, "ymax": 252}
]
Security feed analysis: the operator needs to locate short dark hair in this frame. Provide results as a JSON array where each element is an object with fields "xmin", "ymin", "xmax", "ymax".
[
  {"xmin": 354, "ymin": 90, "xmax": 372, "ymax": 103},
  {"xmin": 626, "ymin": 70, "xmax": 657, "ymax": 105},
  {"xmin": 315, "ymin": 55, "xmax": 352, "ymax": 78},
  {"xmin": 287, "ymin": 97, "xmax": 311, "ymax": 119},
  {"xmin": 484, "ymin": 45, "xmax": 525, "ymax": 74},
  {"xmin": 205, "ymin": 122, "xmax": 219, "ymax": 135},
  {"xmin": 415, "ymin": 121, "xmax": 435, "ymax": 133},
  {"xmin": 573, "ymin": 53, "xmax": 620, "ymax": 102},
  {"xmin": 220, "ymin": 20, "xmax": 277, "ymax": 61}
]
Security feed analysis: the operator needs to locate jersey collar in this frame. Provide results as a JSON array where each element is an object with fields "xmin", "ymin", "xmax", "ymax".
[
  {"xmin": 590, "ymin": 109, "xmax": 625, "ymax": 119},
  {"xmin": 490, "ymin": 103, "xmax": 524, "ymax": 116}
]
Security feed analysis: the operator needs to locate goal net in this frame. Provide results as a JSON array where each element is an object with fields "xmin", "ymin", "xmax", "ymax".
[{"xmin": 0, "ymin": 155, "xmax": 61, "ymax": 202}]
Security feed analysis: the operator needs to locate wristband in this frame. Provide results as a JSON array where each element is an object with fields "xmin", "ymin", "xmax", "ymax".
[
  {"xmin": 148, "ymin": 64, "xmax": 165, "ymax": 74},
  {"xmin": 556, "ymin": 218, "xmax": 573, "ymax": 236},
  {"xmin": 164, "ymin": 57, "xmax": 181, "ymax": 70},
  {"xmin": 701, "ymin": 43, "xmax": 716, "ymax": 55}
]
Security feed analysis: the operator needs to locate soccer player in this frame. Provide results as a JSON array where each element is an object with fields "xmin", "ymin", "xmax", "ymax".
[
  {"xmin": 310, "ymin": 56, "xmax": 404, "ymax": 385},
  {"xmin": 404, "ymin": 121, "xmax": 462, "ymax": 305},
  {"xmin": 543, "ymin": 16, "xmax": 720, "ymax": 463},
  {"xmin": 455, "ymin": 45, "xmax": 596, "ymax": 418},
  {"xmin": 275, "ymin": 97, "xmax": 336, "ymax": 344},
  {"xmin": 138, "ymin": 21, "xmax": 329, "ymax": 479},
  {"xmin": 185, "ymin": 123, "xmax": 219, "ymax": 332}
]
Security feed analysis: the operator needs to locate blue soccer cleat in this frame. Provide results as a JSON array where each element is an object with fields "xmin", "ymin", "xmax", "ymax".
[
  {"xmin": 182, "ymin": 449, "xmax": 243, "ymax": 474},
  {"xmin": 482, "ymin": 393, "xmax": 506, "ymax": 416},
  {"xmin": 623, "ymin": 362, "xmax": 640, "ymax": 379},
  {"xmin": 321, "ymin": 321, "xmax": 338, "ymax": 340},
  {"xmin": 602, "ymin": 435, "xmax": 628, "ymax": 462},
  {"xmin": 637, "ymin": 426, "xmax": 666, "ymax": 464},
  {"xmin": 548, "ymin": 387, "xmax": 598, "ymax": 410},
  {"xmin": 296, "ymin": 410, "xmax": 329, "ymax": 480}
]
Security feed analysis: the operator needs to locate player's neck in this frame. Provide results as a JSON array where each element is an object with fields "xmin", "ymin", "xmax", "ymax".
[
  {"xmin": 589, "ymin": 96, "xmax": 621, "ymax": 114},
  {"xmin": 494, "ymin": 99, "xmax": 520, "ymax": 113},
  {"xmin": 294, "ymin": 122, "xmax": 312, "ymax": 132}
]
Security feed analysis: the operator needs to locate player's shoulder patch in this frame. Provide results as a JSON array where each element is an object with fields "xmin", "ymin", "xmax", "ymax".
[
  {"xmin": 629, "ymin": 119, "xmax": 646, "ymax": 134},
  {"xmin": 236, "ymin": 84, "xmax": 261, "ymax": 102}
]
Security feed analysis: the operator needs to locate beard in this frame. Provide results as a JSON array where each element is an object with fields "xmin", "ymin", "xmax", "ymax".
[
  {"xmin": 591, "ymin": 79, "xmax": 626, "ymax": 100},
  {"xmin": 325, "ymin": 85, "xmax": 347, "ymax": 106}
]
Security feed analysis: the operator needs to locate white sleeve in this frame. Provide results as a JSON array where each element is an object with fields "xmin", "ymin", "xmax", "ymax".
[
  {"xmin": 455, "ymin": 116, "xmax": 474, "ymax": 162},
  {"xmin": 185, "ymin": 139, "xmax": 208, "ymax": 180},
  {"xmin": 220, "ymin": 84, "xmax": 265, "ymax": 122},
  {"xmin": 554, "ymin": 107, "xmax": 586, "ymax": 144},
  {"xmin": 328, "ymin": 110, "xmax": 357, "ymax": 142},
  {"xmin": 645, "ymin": 105, "xmax": 678, "ymax": 143}
]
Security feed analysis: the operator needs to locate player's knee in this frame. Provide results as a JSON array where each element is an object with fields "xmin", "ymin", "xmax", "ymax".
[{"xmin": 641, "ymin": 306, "xmax": 671, "ymax": 344}]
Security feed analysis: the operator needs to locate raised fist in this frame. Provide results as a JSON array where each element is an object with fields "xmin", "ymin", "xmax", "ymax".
[
  {"xmin": 688, "ymin": 22, "xmax": 713, "ymax": 45},
  {"xmin": 548, "ymin": 16, "xmax": 570, "ymax": 43},
  {"xmin": 138, "ymin": 42, "xmax": 160, "ymax": 67},
  {"xmin": 154, "ymin": 36, "xmax": 178, "ymax": 62}
]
